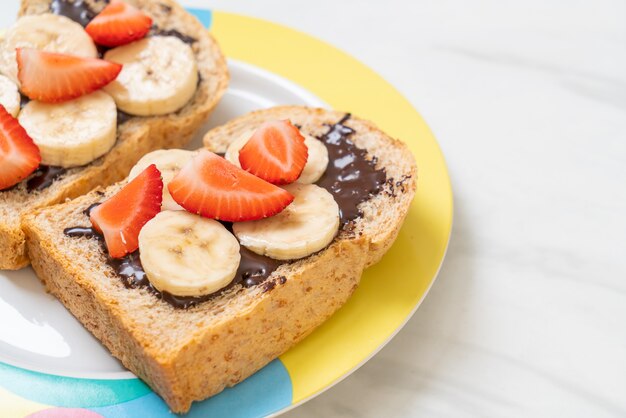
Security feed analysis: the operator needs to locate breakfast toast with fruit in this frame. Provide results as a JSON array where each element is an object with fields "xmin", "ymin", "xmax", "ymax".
[
  {"xmin": 23, "ymin": 106, "xmax": 417, "ymax": 413},
  {"xmin": 0, "ymin": 0, "xmax": 228, "ymax": 269}
]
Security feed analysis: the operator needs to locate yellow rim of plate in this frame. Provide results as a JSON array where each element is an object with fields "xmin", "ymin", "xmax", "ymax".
[{"xmin": 220, "ymin": 11, "xmax": 454, "ymax": 405}]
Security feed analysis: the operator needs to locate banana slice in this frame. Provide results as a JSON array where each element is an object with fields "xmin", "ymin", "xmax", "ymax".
[
  {"xmin": 0, "ymin": 14, "xmax": 97, "ymax": 84},
  {"xmin": 129, "ymin": 149, "xmax": 195, "ymax": 211},
  {"xmin": 103, "ymin": 36, "xmax": 198, "ymax": 116},
  {"xmin": 139, "ymin": 210, "xmax": 241, "ymax": 297},
  {"xmin": 297, "ymin": 135, "xmax": 329, "ymax": 183},
  {"xmin": 0, "ymin": 74, "xmax": 20, "ymax": 117},
  {"xmin": 225, "ymin": 129, "xmax": 329, "ymax": 184},
  {"xmin": 233, "ymin": 183, "xmax": 339, "ymax": 260},
  {"xmin": 18, "ymin": 91, "xmax": 117, "ymax": 168}
]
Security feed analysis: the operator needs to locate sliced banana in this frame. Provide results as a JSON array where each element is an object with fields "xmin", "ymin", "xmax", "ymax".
[
  {"xmin": 297, "ymin": 135, "xmax": 329, "ymax": 183},
  {"xmin": 233, "ymin": 183, "xmax": 339, "ymax": 260},
  {"xmin": 18, "ymin": 91, "xmax": 116, "ymax": 168},
  {"xmin": 0, "ymin": 14, "xmax": 97, "ymax": 84},
  {"xmin": 225, "ymin": 129, "xmax": 329, "ymax": 184},
  {"xmin": 139, "ymin": 210, "xmax": 241, "ymax": 297},
  {"xmin": 0, "ymin": 74, "xmax": 20, "ymax": 117},
  {"xmin": 103, "ymin": 36, "xmax": 198, "ymax": 116},
  {"xmin": 129, "ymin": 149, "xmax": 195, "ymax": 211}
]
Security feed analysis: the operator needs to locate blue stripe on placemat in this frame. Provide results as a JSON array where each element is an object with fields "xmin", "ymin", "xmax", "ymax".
[{"xmin": 92, "ymin": 359, "xmax": 292, "ymax": 418}]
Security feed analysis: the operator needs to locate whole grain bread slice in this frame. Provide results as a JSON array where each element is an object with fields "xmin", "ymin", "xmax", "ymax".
[
  {"xmin": 0, "ymin": 0, "xmax": 228, "ymax": 269},
  {"xmin": 203, "ymin": 106, "xmax": 417, "ymax": 267},
  {"xmin": 23, "ymin": 106, "xmax": 417, "ymax": 413}
]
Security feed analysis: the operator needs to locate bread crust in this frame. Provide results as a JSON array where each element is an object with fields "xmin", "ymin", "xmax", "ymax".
[
  {"xmin": 0, "ymin": 0, "xmax": 228, "ymax": 269},
  {"xmin": 23, "ymin": 106, "xmax": 416, "ymax": 413}
]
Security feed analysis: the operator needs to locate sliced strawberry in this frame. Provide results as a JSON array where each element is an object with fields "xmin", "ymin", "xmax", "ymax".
[
  {"xmin": 86, "ymin": 0, "xmax": 153, "ymax": 47},
  {"xmin": 238, "ymin": 120, "xmax": 308, "ymax": 185},
  {"xmin": 90, "ymin": 164, "xmax": 162, "ymax": 258},
  {"xmin": 17, "ymin": 48, "xmax": 122, "ymax": 103},
  {"xmin": 168, "ymin": 150, "xmax": 294, "ymax": 222},
  {"xmin": 0, "ymin": 105, "xmax": 41, "ymax": 190}
]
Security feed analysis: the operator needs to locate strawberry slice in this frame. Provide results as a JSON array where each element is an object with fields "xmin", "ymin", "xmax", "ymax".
[
  {"xmin": 168, "ymin": 150, "xmax": 294, "ymax": 222},
  {"xmin": 86, "ymin": 0, "xmax": 153, "ymax": 47},
  {"xmin": 90, "ymin": 164, "xmax": 162, "ymax": 258},
  {"xmin": 17, "ymin": 48, "xmax": 122, "ymax": 103},
  {"xmin": 238, "ymin": 120, "xmax": 308, "ymax": 185},
  {"xmin": 0, "ymin": 105, "xmax": 41, "ymax": 190}
]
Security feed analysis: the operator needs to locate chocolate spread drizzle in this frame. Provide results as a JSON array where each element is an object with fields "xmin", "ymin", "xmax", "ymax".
[
  {"xmin": 316, "ymin": 114, "xmax": 387, "ymax": 226},
  {"xmin": 50, "ymin": 0, "xmax": 96, "ymax": 27},
  {"xmin": 26, "ymin": 166, "xmax": 68, "ymax": 192},
  {"xmin": 116, "ymin": 110, "xmax": 134, "ymax": 125},
  {"xmin": 20, "ymin": 93, "xmax": 30, "ymax": 109},
  {"xmin": 0, "ymin": 162, "xmax": 67, "ymax": 193},
  {"xmin": 151, "ymin": 28, "xmax": 197, "ymax": 45},
  {"xmin": 64, "ymin": 115, "xmax": 387, "ymax": 309}
]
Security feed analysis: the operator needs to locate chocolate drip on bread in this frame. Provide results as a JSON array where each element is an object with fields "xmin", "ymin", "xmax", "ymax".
[
  {"xmin": 316, "ymin": 114, "xmax": 387, "ymax": 226},
  {"xmin": 50, "ymin": 0, "xmax": 97, "ymax": 27},
  {"xmin": 26, "ymin": 166, "xmax": 68, "ymax": 192}
]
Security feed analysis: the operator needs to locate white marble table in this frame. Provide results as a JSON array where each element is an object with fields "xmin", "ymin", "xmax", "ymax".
[{"xmin": 187, "ymin": 1, "xmax": 626, "ymax": 416}]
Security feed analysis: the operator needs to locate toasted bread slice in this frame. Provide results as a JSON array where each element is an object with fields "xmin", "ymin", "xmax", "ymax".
[
  {"xmin": 23, "ymin": 106, "xmax": 417, "ymax": 413},
  {"xmin": 0, "ymin": 0, "xmax": 228, "ymax": 269}
]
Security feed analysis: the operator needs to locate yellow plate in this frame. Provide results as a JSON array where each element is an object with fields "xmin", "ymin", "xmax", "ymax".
[{"xmin": 211, "ymin": 11, "xmax": 454, "ymax": 405}]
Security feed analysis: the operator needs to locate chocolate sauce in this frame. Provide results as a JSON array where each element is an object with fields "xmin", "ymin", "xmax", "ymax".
[
  {"xmin": 151, "ymin": 28, "xmax": 197, "ymax": 45},
  {"xmin": 64, "ymin": 116, "xmax": 387, "ymax": 309},
  {"xmin": 83, "ymin": 202, "xmax": 101, "ymax": 216},
  {"xmin": 63, "ymin": 225, "xmax": 98, "ymax": 238},
  {"xmin": 50, "ymin": 0, "xmax": 97, "ymax": 27},
  {"xmin": 316, "ymin": 114, "xmax": 387, "ymax": 226},
  {"xmin": 108, "ymin": 250, "xmax": 148, "ymax": 286},
  {"xmin": 117, "ymin": 110, "xmax": 134, "ymax": 125},
  {"xmin": 26, "ymin": 165, "xmax": 67, "ymax": 192},
  {"xmin": 64, "ymin": 203, "xmax": 100, "ymax": 237},
  {"xmin": 236, "ymin": 246, "xmax": 283, "ymax": 287},
  {"xmin": 20, "ymin": 93, "xmax": 30, "ymax": 109}
]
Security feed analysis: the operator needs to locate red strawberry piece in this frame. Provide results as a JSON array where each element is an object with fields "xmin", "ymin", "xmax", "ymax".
[
  {"xmin": 17, "ymin": 48, "xmax": 122, "ymax": 103},
  {"xmin": 238, "ymin": 120, "xmax": 309, "ymax": 185},
  {"xmin": 0, "ymin": 105, "xmax": 41, "ymax": 190},
  {"xmin": 86, "ymin": 0, "xmax": 153, "ymax": 47},
  {"xmin": 168, "ymin": 150, "xmax": 294, "ymax": 222},
  {"xmin": 90, "ymin": 164, "xmax": 163, "ymax": 259}
]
